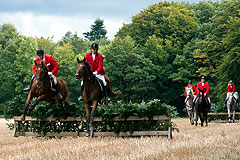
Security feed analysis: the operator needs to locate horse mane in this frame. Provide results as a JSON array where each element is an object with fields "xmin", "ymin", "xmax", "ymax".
[{"xmin": 84, "ymin": 61, "xmax": 93, "ymax": 73}]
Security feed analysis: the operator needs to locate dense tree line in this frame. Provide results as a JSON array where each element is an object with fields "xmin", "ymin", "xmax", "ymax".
[{"xmin": 0, "ymin": 0, "xmax": 239, "ymax": 115}]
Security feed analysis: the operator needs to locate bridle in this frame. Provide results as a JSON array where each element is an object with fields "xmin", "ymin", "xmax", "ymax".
[{"xmin": 36, "ymin": 67, "xmax": 49, "ymax": 90}]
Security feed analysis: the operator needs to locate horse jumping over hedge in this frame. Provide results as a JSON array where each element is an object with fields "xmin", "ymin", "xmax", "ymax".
[
  {"xmin": 194, "ymin": 88, "xmax": 210, "ymax": 126},
  {"xmin": 21, "ymin": 61, "xmax": 69, "ymax": 121},
  {"xmin": 75, "ymin": 57, "xmax": 120, "ymax": 137}
]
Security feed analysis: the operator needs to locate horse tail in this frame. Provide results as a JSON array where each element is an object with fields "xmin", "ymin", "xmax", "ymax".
[
  {"xmin": 109, "ymin": 90, "xmax": 121, "ymax": 99},
  {"xmin": 57, "ymin": 78, "xmax": 70, "ymax": 100}
]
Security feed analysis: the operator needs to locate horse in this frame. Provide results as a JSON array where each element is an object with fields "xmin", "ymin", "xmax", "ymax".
[
  {"xmin": 185, "ymin": 87, "xmax": 195, "ymax": 125},
  {"xmin": 21, "ymin": 60, "xmax": 69, "ymax": 121},
  {"xmin": 194, "ymin": 88, "xmax": 209, "ymax": 126},
  {"xmin": 226, "ymin": 92, "xmax": 238, "ymax": 123},
  {"xmin": 75, "ymin": 57, "xmax": 120, "ymax": 137}
]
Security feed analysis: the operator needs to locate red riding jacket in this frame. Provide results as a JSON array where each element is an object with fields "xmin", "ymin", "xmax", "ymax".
[
  {"xmin": 32, "ymin": 54, "xmax": 59, "ymax": 77},
  {"xmin": 184, "ymin": 85, "xmax": 196, "ymax": 98},
  {"xmin": 196, "ymin": 82, "xmax": 209, "ymax": 98},
  {"xmin": 85, "ymin": 52, "xmax": 106, "ymax": 75},
  {"xmin": 227, "ymin": 85, "xmax": 237, "ymax": 93}
]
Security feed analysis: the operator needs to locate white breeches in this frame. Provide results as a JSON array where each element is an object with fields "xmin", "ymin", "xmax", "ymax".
[
  {"xmin": 81, "ymin": 74, "xmax": 107, "ymax": 86},
  {"xmin": 48, "ymin": 72, "xmax": 57, "ymax": 85}
]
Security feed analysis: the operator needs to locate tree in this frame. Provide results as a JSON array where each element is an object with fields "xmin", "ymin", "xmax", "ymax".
[
  {"xmin": 83, "ymin": 18, "xmax": 107, "ymax": 41},
  {"xmin": 0, "ymin": 24, "xmax": 19, "ymax": 104},
  {"xmin": 59, "ymin": 31, "xmax": 89, "ymax": 55},
  {"xmin": 102, "ymin": 36, "xmax": 157, "ymax": 102},
  {"xmin": 116, "ymin": 1, "xmax": 198, "ymax": 46}
]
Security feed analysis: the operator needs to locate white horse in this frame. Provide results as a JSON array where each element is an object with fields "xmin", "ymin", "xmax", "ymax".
[
  {"xmin": 185, "ymin": 87, "xmax": 195, "ymax": 125},
  {"xmin": 226, "ymin": 92, "xmax": 238, "ymax": 123}
]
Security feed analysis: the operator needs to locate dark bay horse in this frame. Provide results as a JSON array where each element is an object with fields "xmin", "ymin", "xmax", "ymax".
[
  {"xmin": 21, "ymin": 61, "xmax": 69, "ymax": 121},
  {"xmin": 194, "ymin": 88, "xmax": 209, "ymax": 126},
  {"xmin": 75, "ymin": 57, "xmax": 120, "ymax": 137}
]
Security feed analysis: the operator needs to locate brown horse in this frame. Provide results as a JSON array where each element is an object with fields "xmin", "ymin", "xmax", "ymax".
[
  {"xmin": 75, "ymin": 57, "xmax": 120, "ymax": 137},
  {"xmin": 21, "ymin": 60, "xmax": 69, "ymax": 121}
]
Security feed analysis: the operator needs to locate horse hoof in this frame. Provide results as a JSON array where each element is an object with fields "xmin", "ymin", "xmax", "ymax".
[
  {"xmin": 86, "ymin": 132, "xmax": 90, "ymax": 137},
  {"xmin": 191, "ymin": 121, "xmax": 194, "ymax": 125},
  {"xmin": 90, "ymin": 130, "xmax": 94, "ymax": 138},
  {"xmin": 20, "ymin": 115, "xmax": 25, "ymax": 121}
]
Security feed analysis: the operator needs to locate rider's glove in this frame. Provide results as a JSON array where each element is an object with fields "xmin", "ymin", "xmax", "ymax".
[
  {"xmin": 93, "ymin": 71, "xmax": 98, "ymax": 75},
  {"xmin": 48, "ymin": 72, "xmax": 53, "ymax": 75},
  {"xmin": 204, "ymin": 93, "xmax": 207, "ymax": 97}
]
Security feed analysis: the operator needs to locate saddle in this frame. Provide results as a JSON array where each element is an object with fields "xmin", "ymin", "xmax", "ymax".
[{"xmin": 94, "ymin": 76, "xmax": 104, "ymax": 91}]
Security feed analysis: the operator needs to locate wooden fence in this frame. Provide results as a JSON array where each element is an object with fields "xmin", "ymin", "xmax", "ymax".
[
  {"xmin": 13, "ymin": 115, "xmax": 172, "ymax": 139},
  {"xmin": 208, "ymin": 112, "xmax": 240, "ymax": 123}
]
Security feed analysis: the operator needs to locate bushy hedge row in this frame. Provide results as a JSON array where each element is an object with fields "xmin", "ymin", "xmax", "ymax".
[{"xmin": 5, "ymin": 95, "xmax": 178, "ymax": 135}]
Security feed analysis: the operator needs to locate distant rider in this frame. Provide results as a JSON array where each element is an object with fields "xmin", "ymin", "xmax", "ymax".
[{"xmin": 225, "ymin": 80, "xmax": 238, "ymax": 104}]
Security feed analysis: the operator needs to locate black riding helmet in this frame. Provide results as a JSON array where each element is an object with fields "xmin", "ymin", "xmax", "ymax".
[
  {"xmin": 91, "ymin": 43, "xmax": 98, "ymax": 51},
  {"xmin": 37, "ymin": 49, "xmax": 44, "ymax": 56},
  {"xmin": 188, "ymin": 80, "xmax": 192, "ymax": 84}
]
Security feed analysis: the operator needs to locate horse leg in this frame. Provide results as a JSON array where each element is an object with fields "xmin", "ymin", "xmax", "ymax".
[
  {"xmin": 190, "ymin": 111, "xmax": 194, "ymax": 125},
  {"xmin": 186, "ymin": 106, "xmax": 191, "ymax": 124},
  {"xmin": 227, "ymin": 104, "xmax": 231, "ymax": 123},
  {"xmin": 194, "ymin": 110, "xmax": 198, "ymax": 126},
  {"xmin": 90, "ymin": 101, "xmax": 98, "ymax": 138},
  {"xmin": 21, "ymin": 91, "xmax": 32, "ymax": 121},
  {"xmin": 29, "ymin": 95, "xmax": 47, "ymax": 111},
  {"xmin": 233, "ymin": 108, "xmax": 235, "ymax": 123},
  {"xmin": 205, "ymin": 112, "xmax": 208, "ymax": 126},
  {"xmin": 84, "ymin": 103, "xmax": 90, "ymax": 137},
  {"xmin": 200, "ymin": 113, "xmax": 204, "ymax": 127}
]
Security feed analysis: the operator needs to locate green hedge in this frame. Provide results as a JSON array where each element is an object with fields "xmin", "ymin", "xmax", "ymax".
[{"xmin": 5, "ymin": 95, "xmax": 178, "ymax": 135}]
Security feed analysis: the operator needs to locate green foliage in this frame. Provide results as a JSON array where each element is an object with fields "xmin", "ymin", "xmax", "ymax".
[
  {"xmin": 116, "ymin": 1, "xmax": 198, "ymax": 46},
  {"xmin": 83, "ymin": 18, "xmax": 107, "ymax": 41}
]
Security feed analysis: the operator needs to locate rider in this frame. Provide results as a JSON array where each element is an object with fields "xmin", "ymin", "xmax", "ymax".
[
  {"xmin": 23, "ymin": 49, "xmax": 63, "ymax": 99},
  {"xmin": 184, "ymin": 80, "xmax": 196, "ymax": 104},
  {"xmin": 225, "ymin": 80, "xmax": 238, "ymax": 104},
  {"xmin": 194, "ymin": 76, "xmax": 211, "ymax": 110},
  {"xmin": 78, "ymin": 43, "xmax": 110, "ymax": 103}
]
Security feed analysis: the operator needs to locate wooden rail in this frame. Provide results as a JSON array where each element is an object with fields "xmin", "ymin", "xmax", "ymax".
[
  {"xmin": 208, "ymin": 112, "xmax": 240, "ymax": 123},
  {"xmin": 13, "ymin": 115, "xmax": 172, "ymax": 139}
]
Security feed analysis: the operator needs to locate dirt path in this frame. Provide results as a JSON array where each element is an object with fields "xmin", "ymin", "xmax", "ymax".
[{"xmin": 0, "ymin": 118, "xmax": 240, "ymax": 160}]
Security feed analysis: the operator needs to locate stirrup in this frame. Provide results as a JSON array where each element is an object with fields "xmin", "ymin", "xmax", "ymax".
[
  {"xmin": 78, "ymin": 96, "xmax": 83, "ymax": 101},
  {"xmin": 57, "ymin": 93, "xmax": 63, "ymax": 99},
  {"xmin": 106, "ymin": 96, "xmax": 110, "ymax": 102},
  {"xmin": 23, "ymin": 86, "xmax": 30, "ymax": 92}
]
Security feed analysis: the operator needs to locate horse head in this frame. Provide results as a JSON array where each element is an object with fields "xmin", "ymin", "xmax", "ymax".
[
  {"xmin": 198, "ymin": 88, "xmax": 206, "ymax": 103},
  {"xmin": 34, "ymin": 60, "xmax": 48, "ymax": 83},
  {"xmin": 75, "ymin": 57, "xmax": 93, "ymax": 80},
  {"xmin": 186, "ymin": 87, "xmax": 193, "ymax": 99}
]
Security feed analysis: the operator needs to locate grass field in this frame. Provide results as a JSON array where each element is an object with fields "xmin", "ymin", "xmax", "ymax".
[{"xmin": 1, "ymin": 118, "xmax": 240, "ymax": 160}]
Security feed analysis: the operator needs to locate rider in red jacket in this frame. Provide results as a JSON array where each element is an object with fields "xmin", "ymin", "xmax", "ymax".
[
  {"xmin": 78, "ymin": 43, "xmax": 110, "ymax": 103},
  {"xmin": 226, "ymin": 80, "xmax": 238, "ymax": 103},
  {"xmin": 23, "ymin": 50, "xmax": 62, "ymax": 99},
  {"xmin": 193, "ymin": 76, "xmax": 211, "ymax": 109},
  {"xmin": 184, "ymin": 80, "xmax": 196, "ymax": 103}
]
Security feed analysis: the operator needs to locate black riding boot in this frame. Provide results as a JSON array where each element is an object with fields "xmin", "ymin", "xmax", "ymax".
[
  {"xmin": 78, "ymin": 85, "xmax": 84, "ymax": 101},
  {"xmin": 103, "ymin": 86, "xmax": 110, "ymax": 104},
  {"xmin": 54, "ymin": 83, "xmax": 63, "ymax": 100},
  {"xmin": 23, "ymin": 76, "xmax": 35, "ymax": 92}
]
